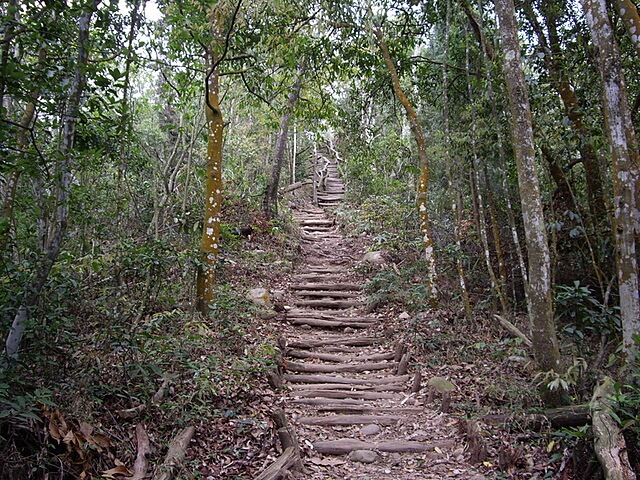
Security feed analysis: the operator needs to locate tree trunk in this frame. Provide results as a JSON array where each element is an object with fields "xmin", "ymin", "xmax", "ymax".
[
  {"xmin": 196, "ymin": 7, "xmax": 227, "ymax": 313},
  {"xmin": 3, "ymin": 0, "xmax": 101, "ymax": 364},
  {"xmin": 264, "ymin": 65, "xmax": 304, "ymax": 220},
  {"xmin": 468, "ymin": 0, "xmax": 529, "ymax": 307},
  {"xmin": 613, "ymin": 0, "xmax": 640, "ymax": 59},
  {"xmin": 581, "ymin": 0, "xmax": 640, "ymax": 367},
  {"xmin": 494, "ymin": 0, "xmax": 563, "ymax": 406},
  {"xmin": 375, "ymin": 27, "xmax": 438, "ymax": 305}
]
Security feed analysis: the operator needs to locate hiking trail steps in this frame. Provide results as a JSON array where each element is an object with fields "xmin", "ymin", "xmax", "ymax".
[{"xmin": 270, "ymin": 159, "xmax": 486, "ymax": 479}]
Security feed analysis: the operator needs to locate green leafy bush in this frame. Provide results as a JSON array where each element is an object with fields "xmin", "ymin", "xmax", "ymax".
[
  {"xmin": 555, "ymin": 281, "xmax": 620, "ymax": 339},
  {"xmin": 365, "ymin": 261, "xmax": 431, "ymax": 312}
]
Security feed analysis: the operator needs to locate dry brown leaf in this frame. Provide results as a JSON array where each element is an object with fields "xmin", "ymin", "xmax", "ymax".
[
  {"xmin": 48, "ymin": 410, "xmax": 68, "ymax": 442},
  {"xmin": 93, "ymin": 433, "xmax": 113, "ymax": 448},
  {"xmin": 101, "ymin": 465, "xmax": 133, "ymax": 477},
  {"xmin": 63, "ymin": 429, "xmax": 77, "ymax": 445},
  {"xmin": 79, "ymin": 421, "xmax": 94, "ymax": 437}
]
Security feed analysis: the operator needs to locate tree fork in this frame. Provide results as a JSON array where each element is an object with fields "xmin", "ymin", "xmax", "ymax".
[{"xmin": 196, "ymin": 0, "xmax": 242, "ymax": 313}]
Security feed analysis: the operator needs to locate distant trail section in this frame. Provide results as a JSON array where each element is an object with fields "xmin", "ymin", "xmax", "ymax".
[{"xmin": 271, "ymin": 159, "xmax": 486, "ymax": 479}]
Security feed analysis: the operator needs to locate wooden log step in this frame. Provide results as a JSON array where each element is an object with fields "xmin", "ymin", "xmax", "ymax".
[
  {"xmin": 317, "ymin": 193, "xmax": 344, "ymax": 198},
  {"xmin": 288, "ymin": 390, "xmax": 399, "ymax": 400},
  {"xmin": 284, "ymin": 374, "xmax": 410, "ymax": 385},
  {"xmin": 288, "ymin": 383, "xmax": 375, "ymax": 391},
  {"xmin": 293, "ymin": 273, "xmax": 346, "ymax": 281},
  {"xmin": 290, "ymin": 283, "xmax": 362, "ymax": 291},
  {"xmin": 285, "ymin": 360, "xmax": 397, "ymax": 374},
  {"xmin": 288, "ymin": 337, "xmax": 381, "ymax": 348},
  {"xmin": 313, "ymin": 439, "xmax": 454, "ymax": 455},
  {"xmin": 294, "ymin": 290, "xmax": 362, "ymax": 299},
  {"xmin": 290, "ymin": 318, "xmax": 372, "ymax": 329},
  {"xmin": 316, "ymin": 405, "xmax": 424, "ymax": 414},
  {"xmin": 290, "ymin": 397, "xmax": 374, "ymax": 406},
  {"xmin": 286, "ymin": 309, "xmax": 373, "ymax": 320},
  {"xmin": 311, "ymin": 345, "xmax": 384, "ymax": 353},
  {"xmin": 298, "ymin": 266, "xmax": 345, "ymax": 273},
  {"xmin": 286, "ymin": 311, "xmax": 373, "ymax": 321},
  {"xmin": 293, "ymin": 299, "xmax": 364, "ymax": 309},
  {"xmin": 301, "ymin": 226, "xmax": 336, "ymax": 231},
  {"xmin": 318, "ymin": 197, "xmax": 342, "ymax": 201},
  {"xmin": 299, "ymin": 415, "xmax": 402, "ymax": 426},
  {"xmin": 300, "ymin": 219, "xmax": 334, "ymax": 226},
  {"xmin": 302, "ymin": 227, "xmax": 335, "ymax": 232},
  {"xmin": 297, "ymin": 208, "xmax": 324, "ymax": 214},
  {"xmin": 288, "ymin": 383, "xmax": 405, "ymax": 392},
  {"xmin": 287, "ymin": 349, "xmax": 395, "ymax": 363}
]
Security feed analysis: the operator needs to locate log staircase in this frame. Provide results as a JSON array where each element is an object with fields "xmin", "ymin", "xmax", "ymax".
[{"xmin": 267, "ymin": 159, "xmax": 483, "ymax": 479}]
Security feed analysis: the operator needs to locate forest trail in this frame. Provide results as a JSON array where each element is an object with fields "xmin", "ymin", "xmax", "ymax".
[{"xmin": 275, "ymin": 161, "xmax": 486, "ymax": 479}]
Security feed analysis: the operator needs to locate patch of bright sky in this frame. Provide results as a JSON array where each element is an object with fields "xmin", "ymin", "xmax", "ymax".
[
  {"xmin": 118, "ymin": 0, "xmax": 162, "ymax": 22},
  {"xmin": 145, "ymin": 0, "xmax": 162, "ymax": 22}
]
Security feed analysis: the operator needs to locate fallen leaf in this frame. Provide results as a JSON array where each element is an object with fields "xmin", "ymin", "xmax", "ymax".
[
  {"xmin": 102, "ymin": 465, "xmax": 132, "ymax": 477},
  {"xmin": 63, "ymin": 430, "xmax": 76, "ymax": 445},
  {"xmin": 93, "ymin": 433, "xmax": 112, "ymax": 448},
  {"xmin": 80, "ymin": 422, "xmax": 94, "ymax": 437},
  {"xmin": 48, "ymin": 410, "xmax": 68, "ymax": 442}
]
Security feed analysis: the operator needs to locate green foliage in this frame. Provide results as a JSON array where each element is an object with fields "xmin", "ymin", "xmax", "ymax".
[
  {"xmin": 534, "ymin": 357, "xmax": 587, "ymax": 394},
  {"xmin": 0, "ymin": 382, "xmax": 55, "ymax": 425},
  {"xmin": 365, "ymin": 261, "xmax": 431, "ymax": 312},
  {"xmin": 555, "ymin": 281, "xmax": 620, "ymax": 339}
]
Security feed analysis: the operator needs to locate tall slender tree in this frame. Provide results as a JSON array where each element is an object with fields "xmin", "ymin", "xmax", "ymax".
[
  {"xmin": 581, "ymin": 0, "xmax": 640, "ymax": 368},
  {"xmin": 494, "ymin": 0, "xmax": 563, "ymax": 405},
  {"xmin": 375, "ymin": 26, "xmax": 439, "ymax": 305},
  {"xmin": 264, "ymin": 64, "xmax": 305, "ymax": 219},
  {"xmin": 3, "ymin": 0, "xmax": 102, "ymax": 363},
  {"xmin": 196, "ymin": 0, "xmax": 242, "ymax": 313}
]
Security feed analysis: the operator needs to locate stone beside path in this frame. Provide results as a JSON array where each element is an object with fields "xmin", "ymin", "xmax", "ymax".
[{"xmin": 274, "ymin": 160, "xmax": 486, "ymax": 479}]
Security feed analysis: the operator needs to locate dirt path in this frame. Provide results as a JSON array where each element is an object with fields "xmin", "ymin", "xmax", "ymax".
[{"xmin": 275, "ymin": 162, "xmax": 487, "ymax": 479}]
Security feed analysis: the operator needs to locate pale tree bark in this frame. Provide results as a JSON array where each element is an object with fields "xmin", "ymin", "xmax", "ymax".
[
  {"xmin": 581, "ymin": 0, "xmax": 640, "ymax": 367},
  {"xmin": 375, "ymin": 28, "xmax": 439, "ymax": 305},
  {"xmin": 3, "ymin": 0, "xmax": 101, "ymax": 364},
  {"xmin": 263, "ymin": 64, "xmax": 305, "ymax": 220},
  {"xmin": 494, "ymin": 0, "xmax": 563, "ymax": 406},
  {"xmin": 613, "ymin": 0, "xmax": 640, "ymax": 59},
  {"xmin": 196, "ymin": 0, "xmax": 241, "ymax": 313},
  {"xmin": 116, "ymin": 0, "xmax": 144, "ymax": 215}
]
